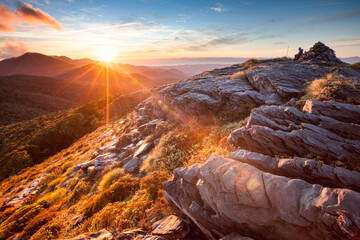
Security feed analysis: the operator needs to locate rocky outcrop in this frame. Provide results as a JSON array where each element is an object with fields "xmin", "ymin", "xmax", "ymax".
[
  {"xmin": 303, "ymin": 99, "xmax": 360, "ymax": 124},
  {"xmin": 228, "ymin": 100, "xmax": 360, "ymax": 161},
  {"xmin": 245, "ymin": 63, "xmax": 331, "ymax": 99},
  {"xmin": 299, "ymin": 41, "xmax": 343, "ymax": 63},
  {"xmin": 228, "ymin": 149, "xmax": 360, "ymax": 192},
  {"xmin": 164, "ymin": 154, "xmax": 360, "ymax": 240},
  {"xmin": 154, "ymin": 66, "xmax": 285, "ymax": 117}
]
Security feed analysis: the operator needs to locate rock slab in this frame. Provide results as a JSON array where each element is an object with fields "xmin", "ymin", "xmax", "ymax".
[{"xmin": 164, "ymin": 155, "xmax": 360, "ymax": 240}]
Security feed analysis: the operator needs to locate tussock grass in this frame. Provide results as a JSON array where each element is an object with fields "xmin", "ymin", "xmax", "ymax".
[
  {"xmin": 98, "ymin": 168, "xmax": 127, "ymax": 190},
  {"xmin": 230, "ymin": 71, "xmax": 247, "ymax": 81},
  {"xmin": 303, "ymin": 73, "xmax": 357, "ymax": 101}
]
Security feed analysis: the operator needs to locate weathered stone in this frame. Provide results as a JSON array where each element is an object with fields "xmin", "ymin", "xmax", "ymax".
[
  {"xmin": 303, "ymin": 99, "xmax": 360, "ymax": 124},
  {"xmin": 134, "ymin": 142, "xmax": 153, "ymax": 158},
  {"xmin": 124, "ymin": 157, "xmax": 140, "ymax": 173},
  {"xmin": 228, "ymin": 149, "xmax": 360, "ymax": 192},
  {"xmin": 299, "ymin": 41, "xmax": 343, "ymax": 63},
  {"xmin": 165, "ymin": 155, "xmax": 360, "ymax": 240},
  {"xmin": 117, "ymin": 229, "xmax": 146, "ymax": 239},
  {"xmin": 67, "ymin": 229, "xmax": 113, "ymax": 240},
  {"xmin": 228, "ymin": 104, "xmax": 360, "ymax": 161},
  {"xmin": 245, "ymin": 63, "xmax": 331, "ymax": 99},
  {"xmin": 7, "ymin": 176, "xmax": 43, "ymax": 205},
  {"xmin": 151, "ymin": 215, "xmax": 190, "ymax": 239}
]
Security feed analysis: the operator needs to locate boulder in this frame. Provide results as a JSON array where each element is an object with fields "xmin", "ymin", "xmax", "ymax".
[
  {"xmin": 151, "ymin": 215, "xmax": 190, "ymax": 239},
  {"xmin": 124, "ymin": 157, "xmax": 140, "ymax": 173},
  {"xmin": 164, "ymin": 155, "xmax": 360, "ymax": 240}
]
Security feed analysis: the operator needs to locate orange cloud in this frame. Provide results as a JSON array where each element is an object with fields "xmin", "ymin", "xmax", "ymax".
[
  {"xmin": 15, "ymin": 2, "xmax": 63, "ymax": 30},
  {"xmin": 0, "ymin": 38, "xmax": 28, "ymax": 58},
  {"xmin": 0, "ymin": 2, "xmax": 63, "ymax": 32},
  {"xmin": 0, "ymin": 4, "xmax": 15, "ymax": 31}
]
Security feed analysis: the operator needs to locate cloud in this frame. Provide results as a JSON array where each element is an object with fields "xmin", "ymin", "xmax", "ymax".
[
  {"xmin": 15, "ymin": 2, "xmax": 63, "ymax": 30},
  {"xmin": 0, "ymin": 4, "xmax": 15, "ymax": 31},
  {"xmin": 187, "ymin": 34, "xmax": 248, "ymax": 51},
  {"xmin": 0, "ymin": 38, "xmax": 28, "ymax": 58},
  {"xmin": 211, "ymin": 3, "xmax": 228, "ymax": 12}
]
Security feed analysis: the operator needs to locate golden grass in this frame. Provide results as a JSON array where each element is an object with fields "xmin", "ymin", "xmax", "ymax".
[
  {"xmin": 303, "ymin": 73, "xmax": 357, "ymax": 101},
  {"xmin": 98, "ymin": 168, "xmax": 127, "ymax": 190},
  {"xmin": 230, "ymin": 71, "xmax": 247, "ymax": 80}
]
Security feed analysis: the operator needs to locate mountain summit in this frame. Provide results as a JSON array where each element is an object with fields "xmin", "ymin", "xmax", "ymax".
[{"xmin": 0, "ymin": 42, "xmax": 359, "ymax": 240}]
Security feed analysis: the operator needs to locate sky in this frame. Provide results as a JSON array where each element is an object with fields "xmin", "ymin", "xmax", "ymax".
[{"xmin": 0, "ymin": 0, "xmax": 360, "ymax": 65}]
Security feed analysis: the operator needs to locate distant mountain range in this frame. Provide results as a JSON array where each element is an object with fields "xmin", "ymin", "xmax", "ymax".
[
  {"xmin": 0, "ymin": 52, "xmax": 76, "ymax": 77},
  {"xmin": 0, "ymin": 52, "xmax": 191, "ymax": 125},
  {"xmin": 340, "ymin": 57, "xmax": 360, "ymax": 64}
]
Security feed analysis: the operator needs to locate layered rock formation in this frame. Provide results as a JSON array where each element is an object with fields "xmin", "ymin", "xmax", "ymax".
[
  {"xmin": 164, "ymin": 154, "xmax": 360, "ymax": 240},
  {"xmin": 5, "ymin": 42, "xmax": 359, "ymax": 240},
  {"xmin": 227, "ymin": 99, "xmax": 360, "ymax": 161}
]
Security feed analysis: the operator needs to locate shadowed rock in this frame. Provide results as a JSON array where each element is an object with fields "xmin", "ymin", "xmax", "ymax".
[
  {"xmin": 164, "ymin": 155, "xmax": 360, "ymax": 240},
  {"xmin": 299, "ymin": 41, "xmax": 343, "ymax": 63},
  {"xmin": 228, "ymin": 101, "xmax": 360, "ymax": 161}
]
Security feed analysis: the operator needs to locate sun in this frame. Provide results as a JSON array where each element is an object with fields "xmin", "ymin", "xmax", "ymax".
[{"xmin": 99, "ymin": 48, "xmax": 114, "ymax": 62}]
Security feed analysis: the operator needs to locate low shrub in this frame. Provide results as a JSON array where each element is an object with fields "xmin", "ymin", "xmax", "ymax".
[
  {"xmin": 98, "ymin": 168, "xmax": 127, "ymax": 190},
  {"xmin": 349, "ymin": 62, "xmax": 360, "ymax": 71},
  {"xmin": 115, "ymin": 193, "xmax": 152, "ymax": 231},
  {"xmin": 0, "ymin": 202, "xmax": 46, "ymax": 239},
  {"xmin": 38, "ymin": 188, "xmax": 66, "ymax": 204},
  {"xmin": 67, "ymin": 180, "xmax": 91, "ymax": 204},
  {"xmin": 140, "ymin": 171, "xmax": 169, "ymax": 200},
  {"xmin": 30, "ymin": 219, "xmax": 64, "ymax": 240},
  {"xmin": 82, "ymin": 202, "xmax": 123, "ymax": 232},
  {"xmin": 142, "ymin": 131, "xmax": 191, "ymax": 174},
  {"xmin": 83, "ymin": 176, "xmax": 139, "ymax": 217}
]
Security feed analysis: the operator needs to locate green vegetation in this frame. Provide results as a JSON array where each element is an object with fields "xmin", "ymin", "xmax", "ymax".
[
  {"xmin": 0, "ymin": 99, "xmax": 107, "ymax": 181},
  {"xmin": 349, "ymin": 62, "xmax": 360, "ymax": 71}
]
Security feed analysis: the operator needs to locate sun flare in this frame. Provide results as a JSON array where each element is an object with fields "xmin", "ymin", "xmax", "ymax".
[{"xmin": 99, "ymin": 48, "xmax": 114, "ymax": 62}]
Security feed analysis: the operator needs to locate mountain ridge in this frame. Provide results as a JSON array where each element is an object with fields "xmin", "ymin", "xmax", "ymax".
[{"xmin": 0, "ymin": 42, "xmax": 360, "ymax": 240}]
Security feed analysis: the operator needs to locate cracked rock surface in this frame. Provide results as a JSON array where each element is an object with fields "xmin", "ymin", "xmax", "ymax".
[
  {"xmin": 227, "ymin": 100, "xmax": 360, "ymax": 161},
  {"xmin": 164, "ymin": 154, "xmax": 360, "ymax": 240}
]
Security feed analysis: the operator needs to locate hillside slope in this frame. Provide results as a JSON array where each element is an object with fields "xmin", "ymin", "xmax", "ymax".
[
  {"xmin": 0, "ymin": 42, "xmax": 360, "ymax": 240},
  {"xmin": 0, "ymin": 53, "xmax": 76, "ymax": 77}
]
